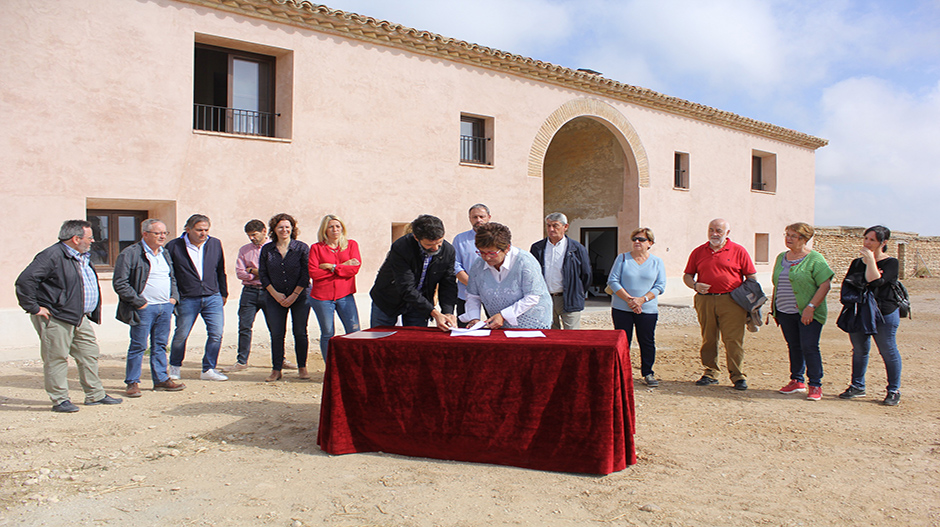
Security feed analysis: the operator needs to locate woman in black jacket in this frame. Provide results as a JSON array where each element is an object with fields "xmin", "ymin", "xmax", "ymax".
[
  {"xmin": 838, "ymin": 226, "xmax": 902, "ymax": 406},
  {"xmin": 259, "ymin": 214, "xmax": 311, "ymax": 381}
]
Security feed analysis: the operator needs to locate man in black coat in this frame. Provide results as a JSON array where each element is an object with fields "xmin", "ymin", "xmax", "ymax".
[
  {"xmin": 15, "ymin": 220, "xmax": 122, "ymax": 412},
  {"xmin": 370, "ymin": 215, "xmax": 458, "ymax": 330},
  {"xmin": 112, "ymin": 218, "xmax": 186, "ymax": 397}
]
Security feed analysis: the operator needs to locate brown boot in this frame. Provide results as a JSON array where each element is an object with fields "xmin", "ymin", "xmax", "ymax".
[
  {"xmin": 125, "ymin": 383, "xmax": 142, "ymax": 398},
  {"xmin": 153, "ymin": 379, "xmax": 186, "ymax": 392}
]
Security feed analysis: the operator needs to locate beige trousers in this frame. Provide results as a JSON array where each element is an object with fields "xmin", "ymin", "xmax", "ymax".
[
  {"xmin": 550, "ymin": 294, "xmax": 582, "ymax": 330},
  {"xmin": 31, "ymin": 314, "xmax": 105, "ymax": 404},
  {"xmin": 693, "ymin": 293, "xmax": 748, "ymax": 382}
]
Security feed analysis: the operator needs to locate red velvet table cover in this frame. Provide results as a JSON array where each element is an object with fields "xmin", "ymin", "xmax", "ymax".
[{"xmin": 316, "ymin": 327, "xmax": 636, "ymax": 474}]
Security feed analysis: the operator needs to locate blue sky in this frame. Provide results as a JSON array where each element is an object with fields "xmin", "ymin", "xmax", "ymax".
[{"xmin": 324, "ymin": 0, "xmax": 940, "ymax": 235}]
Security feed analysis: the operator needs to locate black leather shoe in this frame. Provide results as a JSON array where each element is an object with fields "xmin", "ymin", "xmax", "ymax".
[
  {"xmin": 52, "ymin": 400, "xmax": 79, "ymax": 413},
  {"xmin": 695, "ymin": 376, "xmax": 719, "ymax": 386},
  {"xmin": 733, "ymin": 379, "xmax": 748, "ymax": 391},
  {"xmin": 85, "ymin": 394, "xmax": 123, "ymax": 405}
]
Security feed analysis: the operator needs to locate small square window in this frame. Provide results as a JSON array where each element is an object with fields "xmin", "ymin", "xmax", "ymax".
[
  {"xmin": 754, "ymin": 233, "xmax": 770, "ymax": 264},
  {"xmin": 674, "ymin": 152, "xmax": 689, "ymax": 189},
  {"xmin": 460, "ymin": 114, "xmax": 493, "ymax": 165},
  {"xmin": 751, "ymin": 150, "xmax": 777, "ymax": 193},
  {"xmin": 87, "ymin": 209, "xmax": 148, "ymax": 270}
]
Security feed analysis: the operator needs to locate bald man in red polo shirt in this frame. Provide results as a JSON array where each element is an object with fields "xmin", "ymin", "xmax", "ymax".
[{"xmin": 683, "ymin": 218, "xmax": 757, "ymax": 390}]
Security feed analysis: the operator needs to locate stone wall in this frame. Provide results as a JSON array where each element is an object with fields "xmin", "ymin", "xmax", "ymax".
[{"xmin": 813, "ymin": 226, "xmax": 940, "ymax": 281}]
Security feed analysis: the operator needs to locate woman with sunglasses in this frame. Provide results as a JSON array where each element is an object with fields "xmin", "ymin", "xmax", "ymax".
[
  {"xmin": 460, "ymin": 222, "xmax": 552, "ymax": 329},
  {"xmin": 607, "ymin": 227, "xmax": 666, "ymax": 387}
]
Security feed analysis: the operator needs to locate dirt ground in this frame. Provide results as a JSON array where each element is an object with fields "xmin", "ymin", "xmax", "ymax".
[{"xmin": 1, "ymin": 279, "xmax": 938, "ymax": 527}]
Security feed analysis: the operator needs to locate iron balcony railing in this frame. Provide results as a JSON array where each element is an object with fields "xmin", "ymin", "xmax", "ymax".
[
  {"xmin": 193, "ymin": 103, "xmax": 277, "ymax": 137},
  {"xmin": 460, "ymin": 135, "xmax": 488, "ymax": 164}
]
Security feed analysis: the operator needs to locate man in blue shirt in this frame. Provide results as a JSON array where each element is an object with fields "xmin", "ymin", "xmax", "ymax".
[{"xmin": 452, "ymin": 204, "xmax": 491, "ymax": 327}]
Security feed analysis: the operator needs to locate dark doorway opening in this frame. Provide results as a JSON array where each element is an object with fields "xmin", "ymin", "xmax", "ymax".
[{"xmin": 581, "ymin": 227, "xmax": 618, "ymax": 297}]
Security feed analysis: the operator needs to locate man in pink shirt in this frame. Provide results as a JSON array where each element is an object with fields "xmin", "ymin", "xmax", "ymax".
[
  {"xmin": 683, "ymin": 218, "xmax": 757, "ymax": 390},
  {"xmin": 225, "ymin": 220, "xmax": 271, "ymax": 372}
]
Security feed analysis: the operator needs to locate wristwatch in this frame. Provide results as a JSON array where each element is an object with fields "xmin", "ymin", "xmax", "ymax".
[{"xmin": 807, "ymin": 302, "xmax": 816, "ymax": 309}]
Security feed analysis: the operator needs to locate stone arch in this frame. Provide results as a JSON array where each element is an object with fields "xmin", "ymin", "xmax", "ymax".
[{"xmin": 527, "ymin": 98, "xmax": 649, "ymax": 187}]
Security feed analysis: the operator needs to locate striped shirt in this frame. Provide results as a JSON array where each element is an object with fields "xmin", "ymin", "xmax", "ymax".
[
  {"xmin": 64, "ymin": 244, "xmax": 99, "ymax": 314},
  {"xmin": 774, "ymin": 256, "xmax": 804, "ymax": 314}
]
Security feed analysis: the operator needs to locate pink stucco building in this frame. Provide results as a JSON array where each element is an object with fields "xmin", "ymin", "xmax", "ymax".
[{"xmin": 1, "ymin": 0, "xmax": 827, "ymax": 352}]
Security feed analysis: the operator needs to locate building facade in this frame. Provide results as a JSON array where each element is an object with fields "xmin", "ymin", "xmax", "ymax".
[{"xmin": 1, "ymin": 0, "xmax": 827, "ymax": 352}]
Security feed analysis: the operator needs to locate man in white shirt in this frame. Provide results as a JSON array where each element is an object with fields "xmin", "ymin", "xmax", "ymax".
[
  {"xmin": 530, "ymin": 212, "xmax": 591, "ymax": 329},
  {"xmin": 112, "ymin": 219, "xmax": 186, "ymax": 397}
]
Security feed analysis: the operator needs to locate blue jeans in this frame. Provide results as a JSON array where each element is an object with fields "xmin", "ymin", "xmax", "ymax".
[
  {"xmin": 170, "ymin": 293, "xmax": 224, "ymax": 372},
  {"xmin": 264, "ymin": 290, "xmax": 310, "ymax": 370},
  {"xmin": 310, "ymin": 294, "xmax": 360, "ymax": 361},
  {"xmin": 237, "ymin": 286, "xmax": 267, "ymax": 365},
  {"xmin": 611, "ymin": 308, "xmax": 658, "ymax": 377},
  {"xmin": 849, "ymin": 309, "xmax": 902, "ymax": 393},
  {"xmin": 125, "ymin": 302, "xmax": 174, "ymax": 384},
  {"xmin": 776, "ymin": 312, "xmax": 824, "ymax": 387},
  {"xmin": 370, "ymin": 303, "xmax": 429, "ymax": 328}
]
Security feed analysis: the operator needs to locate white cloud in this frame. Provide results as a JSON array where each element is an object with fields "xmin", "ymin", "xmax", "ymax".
[
  {"xmin": 323, "ymin": 0, "xmax": 574, "ymax": 52},
  {"xmin": 815, "ymin": 78, "xmax": 940, "ymax": 235}
]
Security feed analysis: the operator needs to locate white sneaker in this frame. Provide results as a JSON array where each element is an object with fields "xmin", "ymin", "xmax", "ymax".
[
  {"xmin": 200, "ymin": 369, "xmax": 228, "ymax": 381},
  {"xmin": 168, "ymin": 365, "xmax": 181, "ymax": 380}
]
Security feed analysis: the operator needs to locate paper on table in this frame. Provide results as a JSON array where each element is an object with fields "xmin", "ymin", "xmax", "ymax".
[
  {"xmin": 450, "ymin": 320, "xmax": 491, "ymax": 336},
  {"xmin": 504, "ymin": 330, "xmax": 546, "ymax": 338},
  {"xmin": 340, "ymin": 330, "xmax": 397, "ymax": 339}
]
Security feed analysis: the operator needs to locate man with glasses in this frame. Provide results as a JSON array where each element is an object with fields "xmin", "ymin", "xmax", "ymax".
[
  {"xmin": 683, "ymin": 218, "xmax": 757, "ymax": 390},
  {"xmin": 16, "ymin": 220, "xmax": 123, "ymax": 412},
  {"xmin": 370, "ymin": 214, "xmax": 458, "ymax": 330},
  {"xmin": 530, "ymin": 212, "xmax": 592, "ymax": 330},
  {"xmin": 112, "ymin": 219, "xmax": 186, "ymax": 397}
]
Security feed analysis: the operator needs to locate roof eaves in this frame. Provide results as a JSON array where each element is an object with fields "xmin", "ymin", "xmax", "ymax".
[{"xmin": 179, "ymin": 0, "xmax": 829, "ymax": 150}]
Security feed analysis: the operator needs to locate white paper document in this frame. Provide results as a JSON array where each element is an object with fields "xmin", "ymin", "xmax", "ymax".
[
  {"xmin": 504, "ymin": 330, "xmax": 546, "ymax": 338},
  {"xmin": 450, "ymin": 320, "xmax": 491, "ymax": 336}
]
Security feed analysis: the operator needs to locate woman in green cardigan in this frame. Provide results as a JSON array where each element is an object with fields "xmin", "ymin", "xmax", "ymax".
[{"xmin": 771, "ymin": 222, "xmax": 834, "ymax": 401}]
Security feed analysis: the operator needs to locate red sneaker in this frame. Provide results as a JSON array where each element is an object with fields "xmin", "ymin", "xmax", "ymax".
[
  {"xmin": 779, "ymin": 379, "xmax": 807, "ymax": 394},
  {"xmin": 807, "ymin": 386, "xmax": 822, "ymax": 401}
]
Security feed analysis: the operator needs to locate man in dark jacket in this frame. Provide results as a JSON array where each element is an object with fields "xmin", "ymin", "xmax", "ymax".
[
  {"xmin": 530, "ymin": 212, "xmax": 592, "ymax": 329},
  {"xmin": 15, "ymin": 220, "xmax": 123, "ymax": 412},
  {"xmin": 165, "ymin": 214, "xmax": 229, "ymax": 381},
  {"xmin": 112, "ymin": 219, "xmax": 186, "ymax": 397},
  {"xmin": 370, "ymin": 215, "xmax": 458, "ymax": 330}
]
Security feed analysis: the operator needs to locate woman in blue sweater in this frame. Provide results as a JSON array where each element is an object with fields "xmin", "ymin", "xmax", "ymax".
[{"xmin": 608, "ymin": 227, "xmax": 667, "ymax": 387}]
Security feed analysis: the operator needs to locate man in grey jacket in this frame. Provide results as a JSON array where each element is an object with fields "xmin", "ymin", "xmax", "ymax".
[{"xmin": 112, "ymin": 219, "xmax": 186, "ymax": 397}]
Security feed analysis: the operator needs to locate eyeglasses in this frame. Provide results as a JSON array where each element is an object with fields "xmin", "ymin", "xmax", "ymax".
[
  {"xmin": 631, "ymin": 237, "xmax": 648, "ymax": 242},
  {"xmin": 146, "ymin": 231, "xmax": 169, "ymax": 236},
  {"xmin": 476, "ymin": 249, "xmax": 502, "ymax": 258}
]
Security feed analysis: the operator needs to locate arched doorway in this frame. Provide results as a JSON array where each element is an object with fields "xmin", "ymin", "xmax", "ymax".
[{"xmin": 528, "ymin": 99, "xmax": 647, "ymax": 295}]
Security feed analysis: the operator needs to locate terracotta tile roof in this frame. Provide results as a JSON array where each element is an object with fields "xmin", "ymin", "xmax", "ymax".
[{"xmin": 181, "ymin": 0, "xmax": 828, "ymax": 149}]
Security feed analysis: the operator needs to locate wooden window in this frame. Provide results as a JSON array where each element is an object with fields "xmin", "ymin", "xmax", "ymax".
[{"xmin": 86, "ymin": 209, "xmax": 148, "ymax": 270}]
